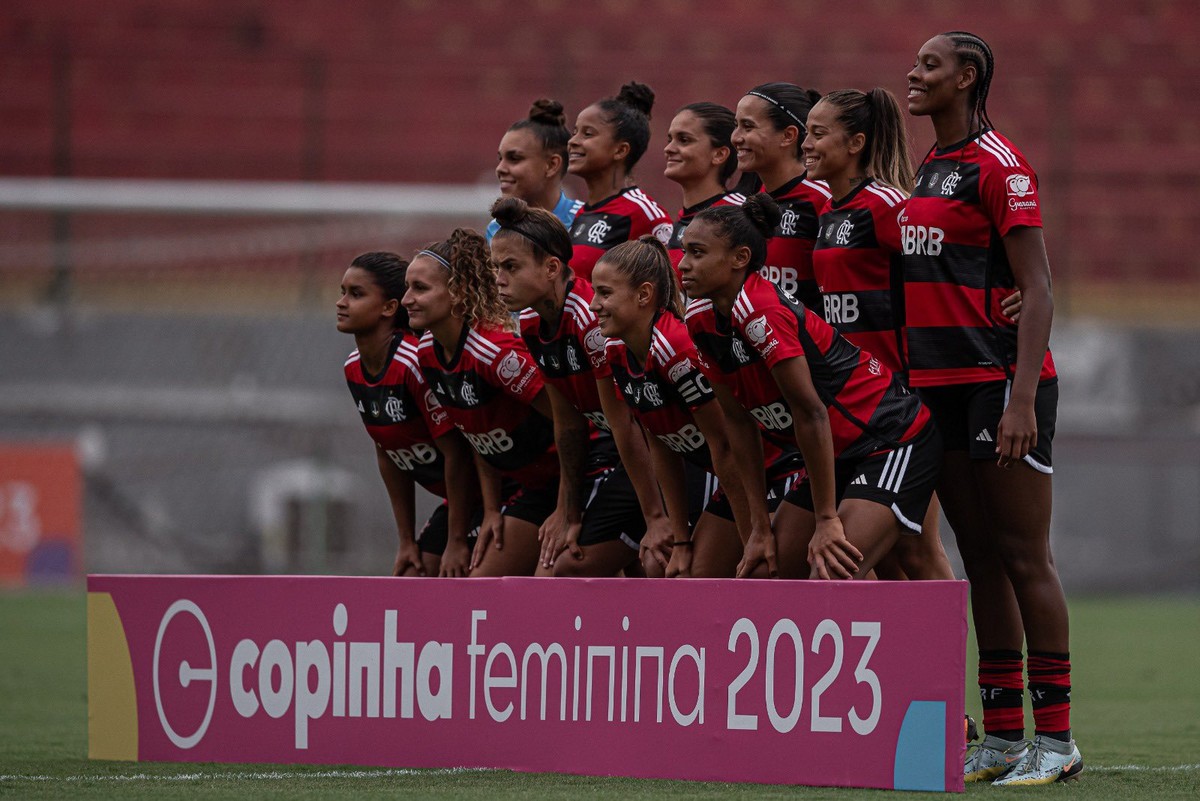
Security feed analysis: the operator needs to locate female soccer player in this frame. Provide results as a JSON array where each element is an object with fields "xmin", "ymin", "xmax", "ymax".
[
  {"xmin": 731, "ymin": 82, "xmax": 829, "ymax": 310},
  {"xmin": 405, "ymin": 229, "xmax": 558, "ymax": 577},
  {"xmin": 337, "ymin": 251, "xmax": 478, "ymax": 577},
  {"xmin": 590, "ymin": 235, "xmax": 801, "ymax": 578},
  {"xmin": 566, "ymin": 82, "xmax": 673, "ymax": 281},
  {"xmin": 798, "ymin": 87, "xmax": 955, "ymax": 582},
  {"xmin": 487, "ymin": 98, "xmax": 583, "ymax": 242},
  {"xmin": 662, "ymin": 102, "xmax": 746, "ymax": 270},
  {"xmin": 678, "ymin": 195, "xmax": 941, "ymax": 581},
  {"xmin": 905, "ymin": 31, "xmax": 1081, "ymax": 784},
  {"xmin": 490, "ymin": 197, "xmax": 676, "ymax": 576}
]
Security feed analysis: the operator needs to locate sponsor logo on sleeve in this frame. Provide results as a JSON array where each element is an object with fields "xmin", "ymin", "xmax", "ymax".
[
  {"xmin": 667, "ymin": 358, "xmax": 693, "ymax": 384},
  {"xmin": 424, "ymin": 389, "xmax": 448, "ymax": 426},
  {"xmin": 744, "ymin": 315, "xmax": 778, "ymax": 358},
  {"xmin": 497, "ymin": 351, "xmax": 525, "ymax": 384},
  {"xmin": 652, "ymin": 222, "xmax": 673, "ymax": 245},
  {"xmin": 1006, "ymin": 173, "xmax": 1039, "ymax": 211}
]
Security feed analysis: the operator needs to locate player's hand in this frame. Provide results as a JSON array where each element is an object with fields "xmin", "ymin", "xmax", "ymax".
[
  {"xmin": 666, "ymin": 542, "xmax": 693, "ymax": 578},
  {"xmin": 471, "ymin": 511, "xmax": 504, "ymax": 571},
  {"xmin": 1001, "ymin": 289, "xmax": 1023, "ymax": 323},
  {"xmin": 737, "ymin": 525, "xmax": 779, "ymax": 579},
  {"xmin": 438, "ymin": 537, "xmax": 471, "ymax": 578},
  {"xmin": 808, "ymin": 516, "xmax": 860, "ymax": 580},
  {"xmin": 639, "ymin": 516, "xmax": 675, "ymax": 572},
  {"xmin": 391, "ymin": 539, "xmax": 425, "ymax": 577},
  {"xmin": 538, "ymin": 507, "xmax": 578, "ymax": 568},
  {"xmin": 996, "ymin": 398, "xmax": 1037, "ymax": 468}
]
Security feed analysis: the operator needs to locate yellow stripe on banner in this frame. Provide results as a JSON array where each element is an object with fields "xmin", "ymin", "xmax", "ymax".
[{"xmin": 87, "ymin": 592, "xmax": 138, "ymax": 761}]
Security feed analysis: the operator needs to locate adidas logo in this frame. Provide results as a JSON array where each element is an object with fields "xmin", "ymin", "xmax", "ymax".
[
  {"xmin": 851, "ymin": 475, "xmax": 868, "ymax": 486},
  {"xmin": 975, "ymin": 429, "xmax": 994, "ymax": 442}
]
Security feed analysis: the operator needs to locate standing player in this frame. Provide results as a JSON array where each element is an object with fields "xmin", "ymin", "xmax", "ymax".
[
  {"xmin": 678, "ymin": 196, "xmax": 942, "ymax": 581},
  {"xmin": 487, "ymin": 98, "xmax": 583, "ymax": 243},
  {"xmin": 567, "ymin": 82, "xmax": 673, "ymax": 281},
  {"xmin": 490, "ymin": 197, "xmax": 677, "ymax": 576},
  {"xmin": 591, "ymin": 236, "xmax": 800, "ymax": 578},
  {"xmin": 406, "ymin": 230, "xmax": 558, "ymax": 577},
  {"xmin": 731, "ymin": 82, "xmax": 829, "ymax": 310},
  {"xmin": 337, "ymin": 252, "xmax": 478, "ymax": 577},
  {"xmin": 905, "ymin": 31, "xmax": 1081, "ymax": 784},
  {"xmin": 662, "ymin": 102, "xmax": 746, "ymax": 271},
  {"xmin": 799, "ymin": 87, "xmax": 955, "ymax": 581}
]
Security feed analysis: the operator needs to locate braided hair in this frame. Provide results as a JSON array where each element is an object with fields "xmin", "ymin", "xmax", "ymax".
[{"xmin": 941, "ymin": 30, "xmax": 995, "ymax": 132}]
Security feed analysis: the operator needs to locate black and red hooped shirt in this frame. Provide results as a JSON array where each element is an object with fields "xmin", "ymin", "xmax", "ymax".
[
  {"xmin": 667, "ymin": 192, "xmax": 747, "ymax": 271},
  {"xmin": 416, "ymin": 324, "xmax": 558, "ymax": 487},
  {"xmin": 812, "ymin": 178, "xmax": 908, "ymax": 374},
  {"xmin": 569, "ymin": 187, "xmax": 673, "ymax": 282},
  {"xmin": 345, "ymin": 332, "xmax": 452, "ymax": 497},
  {"xmin": 605, "ymin": 312, "xmax": 800, "ymax": 481},
  {"xmin": 901, "ymin": 129, "xmax": 1056, "ymax": 387},
  {"xmin": 518, "ymin": 278, "xmax": 615, "ymax": 434},
  {"xmin": 762, "ymin": 174, "xmax": 831, "ymax": 311},
  {"xmin": 730, "ymin": 272, "xmax": 930, "ymax": 462}
]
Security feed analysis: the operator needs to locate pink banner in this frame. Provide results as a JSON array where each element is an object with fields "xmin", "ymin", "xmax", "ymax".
[{"xmin": 87, "ymin": 575, "xmax": 966, "ymax": 792}]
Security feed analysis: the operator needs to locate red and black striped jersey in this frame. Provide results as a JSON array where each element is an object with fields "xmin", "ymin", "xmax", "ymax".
[
  {"xmin": 568, "ymin": 187, "xmax": 673, "ymax": 282},
  {"xmin": 344, "ymin": 332, "xmax": 452, "ymax": 497},
  {"xmin": 667, "ymin": 192, "xmax": 747, "ymax": 270},
  {"xmin": 731, "ymin": 272, "xmax": 930, "ymax": 462},
  {"xmin": 901, "ymin": 129, "xmax": 1057, "ymax": 386},
  {"xmin": 604, "ymin": 312, "xmax": 719, "ymax": 472},
  {"xmin": 416, "ymin": 324, "xmax": 558, "ymax": 487},
  {"xmin": 762, "ymin": 174, "xmax": 831, "ymax": 311},
  {"xmin": 813, "ymin": 178, "xmax": 908, "ymax": 375},
  {"xmin": 685, "ymin": 298, "xmax": 799, "ymax": 453},
  {"xmin": 518, "ymin": 278, "xmax": 614, "ymax": 433}
]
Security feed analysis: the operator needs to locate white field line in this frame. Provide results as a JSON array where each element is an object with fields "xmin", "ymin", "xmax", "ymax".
[
  {"xmin": 0, "ymin": 767, "xmax": 486, "ymax": 782},
  {"xmin": 1, "ymin": 765, "xmax": 1198, "ymax": 782}
]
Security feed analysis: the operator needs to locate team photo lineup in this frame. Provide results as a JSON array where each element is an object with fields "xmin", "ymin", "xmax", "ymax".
[{"xmin": 335, "ymin": 30, "xmax": 1079, "ymax": 786}]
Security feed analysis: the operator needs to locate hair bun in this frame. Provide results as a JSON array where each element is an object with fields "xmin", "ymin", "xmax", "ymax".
[
  {"xmin": 741, "ymin": 193, "xmax": 782, "ymax": 238},
  {"xmin": 617, "ymin": 82, "xmax": 655, "ymax": 118},
  {"xmin": 805, "ymin": 88, "xmax": 823, "ymax": 106},
  {"xmin": 528, "ymin": 98, "xmax": 566, "ymax": 127},
  {"xmin": 490, "ymin": 196, "xmax": 530, "ymax": 226}
]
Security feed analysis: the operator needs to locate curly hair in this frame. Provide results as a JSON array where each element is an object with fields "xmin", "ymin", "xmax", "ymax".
[{"xmin": 420, "ymin": 228, "xmax": 513, "ymax": 332}]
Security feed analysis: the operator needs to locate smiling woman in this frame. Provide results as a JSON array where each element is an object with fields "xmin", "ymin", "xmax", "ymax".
[{"xmin": 486, "ymin": 99, "xmax": 583, "ymax": 244}]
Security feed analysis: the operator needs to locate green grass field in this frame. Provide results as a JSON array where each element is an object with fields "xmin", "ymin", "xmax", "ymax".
[{"xmin": 1, "ymin": 589, "xmax": 1197, "ymax": 799}]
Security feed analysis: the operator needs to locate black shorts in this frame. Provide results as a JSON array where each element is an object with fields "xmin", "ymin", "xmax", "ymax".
[
  {"xmin": 577, "ymin": 464, "xmax": 649, "ymax": 550},
  {"xmin": 684, "ymin": 461, "xmax": 721, "ymax": 529},
  {"xmin": 705, "ymin": 469, "xmax": 805, "ymax": 522},
  {"xmin": 501, "ymin": 478, "xmax": 560, "ymax": 527},
  {"xmin": 415, "ymin": 502, "xmax": 481, "ymax": 556},
  {"xmin": 918, "ymin": 378, "xmax": 1057, "ymax": 473},
  {"xmin": 784, "ymin": 422, "xmax": 942, "ymax": 534}
]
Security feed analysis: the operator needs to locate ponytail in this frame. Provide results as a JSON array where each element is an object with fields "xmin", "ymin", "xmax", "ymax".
[
  {"xmin": 820, "ymin": 87, "xmax": 914, "ymax": 193},
  {"xmin": 597, "ymin": 235, "xmax": 685, "ymax": 319}
]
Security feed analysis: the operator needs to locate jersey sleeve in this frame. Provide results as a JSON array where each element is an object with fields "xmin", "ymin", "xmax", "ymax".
[
  {"xmin": 980, "ymin": 154, "xmax": 1043, "ymax": 236},
  {"xmin": 582, "ymin": 321, "xmax": 612, "ymax": 378},
  {"xmin": 407, "ymin": 368, "xmax": 454, "ymax": 439},
  {"xmin": 736, "ymin": 299, "xmax": 807, "ymax": 370},
  {"xmin": 876, "ymin": 198, "xmax": 904, "ymax": 254},
  {"xmin": 657, "ymin": 335, "xmax": 717, "ymax": 412},
  {"xmin": 488, "ymin": 343, "xmax": 545, "ymax": 402}
]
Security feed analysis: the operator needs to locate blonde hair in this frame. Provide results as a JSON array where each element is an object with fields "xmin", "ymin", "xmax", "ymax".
[{"xmin": 421, "ymin": 228, "xmax": 513, "ymax": 331}]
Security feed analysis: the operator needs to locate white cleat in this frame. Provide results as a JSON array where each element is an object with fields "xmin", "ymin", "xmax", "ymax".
[
  {"xmin": 992, "ymin": 735, "xmax": 1083, "ymax": 786},
  {"xmin": 964, "ymin": 735, "xmax": 1031, "ymax": 783}
]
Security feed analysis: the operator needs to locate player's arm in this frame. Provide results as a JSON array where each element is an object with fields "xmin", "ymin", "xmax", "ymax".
[
  {"xmin": 374, "ymin": 446, "xmax": 423, "ymax": 577},
  {"xmin": 708, "ymin": 383, "xmax": 777, "ymax": 579},
  {"xmin": 997, "ymin": 225, "xmax": 1053, "ymax": 467},
  {"xmin": 470, "ymin": 450, "xmax": 505, "ymax": 571},
  {"xmin": 541, "ymin": 383, "xmax": 590, "ymax": 567},
  {"xmin": 690, "ymin": 397, "xmax": 761, "ymax": 557},
  {"xmin": 645, "ymin": 433, "xmax": 692, "ymax": 578},
  {"xmin": 597, "ymin": 377, "xmax": 672, "ymax": 572},
  {"xmin": 434, "ymin": 429, "xmax": 477, "ymax": 578},
  {"xmin": 769, "ymin": 355, "xmax": 856, "ymax": 579}
]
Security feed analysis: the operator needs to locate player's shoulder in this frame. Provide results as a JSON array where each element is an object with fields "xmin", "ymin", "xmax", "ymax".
[
  {"xmin": 731, "ymin": 273, "xmax": 780, "ymax": 321},
  {"xmin": 518, "ymin": 308, "xmax": 540, "ymax": 334},
  {"xmin": 621, "ymin": 187, "xmax": 670, "ymax": 221},
  {"xmin": 862, "ymin": 180, "xmax": 908, "ymax": 209},
  {"xmin": 973, "ymin": 130, "xmax": 1034, "ymax": 175},
  {"xmin": 684, "ymin": 297, "xmax": 714, "ymax": 327},
  {"xmin": 717, "ymin": 192, "xmax": 747, "ymax": 208},
  {"xmin": 801, "ymin": 178, "xmax": 833, "ymax": 201},
  {"xmin": 344, "ymin": 348, "xmax": 361, "ymax": 369}
]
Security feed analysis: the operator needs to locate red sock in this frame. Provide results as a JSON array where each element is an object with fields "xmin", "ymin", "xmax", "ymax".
[
  {"xmin": 978, "ymin": 649, "xmax": 1024, "ymax": 740},
  {"xmin": 1028, "ymin": 650, "xmax": 1071, "ymax": 741}
]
